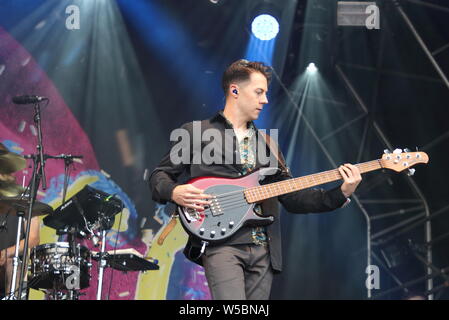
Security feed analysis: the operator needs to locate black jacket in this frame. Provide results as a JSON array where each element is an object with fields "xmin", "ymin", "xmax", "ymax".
[{"xmin": 149, "ymin": 111, "xmax": 347, "ymax": 272}]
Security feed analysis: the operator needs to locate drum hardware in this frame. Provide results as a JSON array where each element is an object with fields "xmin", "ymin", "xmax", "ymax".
[
  {"xmin": 96, "ymin": 229, "xmax": 107, "ymax": 300},
  {"xmin": 0, "ymin": 144, "xmax": 25, "ymax": 301},
  {"xmin": 0, "ymin": 142, "xmax": 92, "ymax": 300},
  {"xmin": 28, "ymin": 242, "xmax": 91, "ymax": 300},
  {"xmin": 4, "ymin": 98, "xmax": 49, "ymax": 300},
  {"xmin": 0, "ymin": 196, "xmax": 53, "ymax": 300},
  {"xmin": 1, "ymin": 134, "xmax": 159, "ymax": 300},
  {"xmin": 1, "ymin": 179, "xmax": 161, "ymax": 300},
  {"xmin": 14, "ymin": 152, "xmax": 82, "ymax": 300},
  {"xmin": 43, "ymin": 185, "xmax": 124, "ymax": 300},
  {"xmin": 91, "ymin": 252, "xmax": 159, "ymax": 272},
  {"xmin": 23, "ymin": 154, "xmax": 83, "ymax": 205},
  {"xmin": 44, "ymin": 185, "xmax": 122, "ymax": 236},
  {"xmin": 0, "ymin": 143, "xmax": 35, "ymax": 300}
]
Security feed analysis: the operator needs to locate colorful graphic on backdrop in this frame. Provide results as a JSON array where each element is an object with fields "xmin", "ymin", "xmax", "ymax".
[{"xmin": 0, "ymin": 27, "xmax": 210, "ymax": 300}]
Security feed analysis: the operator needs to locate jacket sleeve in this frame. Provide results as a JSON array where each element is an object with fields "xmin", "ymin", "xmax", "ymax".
[
  {"xmin": 148, "ymin": 122, "xmax": 192, "ymax": 204},
  {"xmin": 265, "ymin": 150, "xmax": 348, "ymax": 214}
]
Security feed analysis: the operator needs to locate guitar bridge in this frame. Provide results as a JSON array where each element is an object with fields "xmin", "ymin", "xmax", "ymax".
[{"xmin": 184, "ymin": 208, "xmax": 200, "ymax": 222}]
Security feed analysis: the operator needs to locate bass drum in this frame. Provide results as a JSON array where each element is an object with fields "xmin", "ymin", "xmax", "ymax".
[{"xmin": 29, "ymin": 242, "xmax": 91, "ymax": 290}]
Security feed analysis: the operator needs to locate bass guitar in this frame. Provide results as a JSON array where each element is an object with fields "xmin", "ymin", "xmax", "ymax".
[{"xmin": 178, "ymin": 150, "xmax": 428, "ymax": 244}]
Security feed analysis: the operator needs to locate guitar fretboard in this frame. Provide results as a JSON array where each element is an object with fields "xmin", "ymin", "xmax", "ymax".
[{"xmin": 244, "ymin": 160, "xmax": 383, "ymax": 203}]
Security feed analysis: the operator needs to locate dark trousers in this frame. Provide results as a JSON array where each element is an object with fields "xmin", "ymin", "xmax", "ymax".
[{"xmin": 202, "ymin": 244, "xmax": 273, "ymax": 300}]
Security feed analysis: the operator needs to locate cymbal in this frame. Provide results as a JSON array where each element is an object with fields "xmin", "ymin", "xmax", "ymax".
[
  {"xmin": 0, "ymin": 197, "xmax": 53, "ymax": 217},
  {"xmin": 0, "ymin": 181, "xmax": 26, "ymax": 198},
  {"xmin": 0, "ymin": 143, "xmax": 26, "ymax": 174}
]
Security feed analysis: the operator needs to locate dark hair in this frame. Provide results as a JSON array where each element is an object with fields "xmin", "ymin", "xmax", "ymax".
[{"xmin": 222, "ymin": 59, "xmax": 272, "ymax": 97}]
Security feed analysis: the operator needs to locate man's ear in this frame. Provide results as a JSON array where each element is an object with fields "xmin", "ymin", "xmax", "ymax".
[{"xmin": 229, "ymin": 84, "xmax": 239, "ymax": 97}]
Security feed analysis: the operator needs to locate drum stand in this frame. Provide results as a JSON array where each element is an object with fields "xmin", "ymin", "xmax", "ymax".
[
  {"xmin": 67, "ymin": 230, "xmax": 82, "ymax": 300},
  {"xmin": 96, "ymin": 229, "xmax": 107, "ymax": 300},
  {"xmin": 6, "ymin": 151, "xmax": 43, "ymax": 300},
  {"xmin": 58, "ymin": 154, "xmax": 82, "ymax": 300},
  {"xmin": 6, "ymin": 209, "xmax": 26, "ymax": 300},
  {"xmin": 95, "ymin": 205, "xmax": 115, "ymax": 300}
]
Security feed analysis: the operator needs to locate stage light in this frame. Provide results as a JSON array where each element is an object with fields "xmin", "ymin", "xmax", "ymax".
[
  {"xmin": 208, "ymin": 0, "xmax": 226, "ymax": 5},
  {"xmin": 251, "ymin": 14, "xmax": 279, "ymax": 41},
  {"xmin": 306, "ymin": 62, "xmax": 318, "ymax": 74}
]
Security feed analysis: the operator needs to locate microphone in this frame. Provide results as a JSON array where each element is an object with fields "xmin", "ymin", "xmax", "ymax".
[
  {"xmin": 23, "ymin": 154, "xmax": 84, "ymax": 161},
  {"xmin": 12, "ymin": 95, "xmax": 48, "ymax": 104},
  {"xmin": 45, "ymin": 154, "xmax": 84, "ymax": 160}
]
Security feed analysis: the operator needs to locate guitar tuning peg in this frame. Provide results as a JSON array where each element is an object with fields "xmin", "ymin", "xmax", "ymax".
[
  {"xmin": 384, "ymin": 149, "xmax": 391, "ymax": 154},
  {"xmin": 407, "ymin": 168, "xmax": 416, "ymax": 176},
  {"xmin": 393, "ymin": 148, "xmax": 403, "ymax": 154},
  {"xmin": 404, "ymin": 148, "xmax": 411, "ymax": 153}
]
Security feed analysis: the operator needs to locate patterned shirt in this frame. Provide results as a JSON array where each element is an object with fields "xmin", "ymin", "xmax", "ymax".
[{"xmin": 231, "ymin": 121, "xmax": 268, "ymax": 246}]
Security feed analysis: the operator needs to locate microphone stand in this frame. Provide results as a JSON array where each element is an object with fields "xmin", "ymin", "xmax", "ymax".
[
  {"xmin": 22, "ymin": 154, "xmax": 83, "ymax": 206},
  {"xmin": 17, "ymin": 102, "xmax": 47, "ymax": 299}
]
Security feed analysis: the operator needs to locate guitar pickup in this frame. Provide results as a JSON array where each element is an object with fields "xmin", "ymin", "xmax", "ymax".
[{"xmin": 210, "ymin": 199, "xmax": 224, "ymax": 217}]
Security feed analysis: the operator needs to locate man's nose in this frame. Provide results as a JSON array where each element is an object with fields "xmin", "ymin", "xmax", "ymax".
[{"xmin": 261, "ymin": 95, "xmax": 269, "ymax": 104}]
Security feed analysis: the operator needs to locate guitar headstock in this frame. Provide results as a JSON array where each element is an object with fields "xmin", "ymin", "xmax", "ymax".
[{"xmin": 381, "ymin": 148, "xmax": 429, "ymax": 173}]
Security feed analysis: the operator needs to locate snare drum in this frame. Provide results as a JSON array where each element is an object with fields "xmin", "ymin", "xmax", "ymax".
[{"xmin": 29, "ymin": 242, "xmax": 91, "ymax": 289}]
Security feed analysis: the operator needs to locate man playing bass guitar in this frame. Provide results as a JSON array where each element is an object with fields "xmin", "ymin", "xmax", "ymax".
[{"xmin": 149, "ymin": 59, "xmax": 362, "ymax": 300}]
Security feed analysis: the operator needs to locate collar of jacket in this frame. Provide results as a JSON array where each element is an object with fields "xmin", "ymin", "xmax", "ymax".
[
  {"xmin": 210, "ymin": 110, "xmax": 274, "ymax": 174},
  {"xmin": 211, "ymin": 109, "xmax": 259, "ymax": 133}
]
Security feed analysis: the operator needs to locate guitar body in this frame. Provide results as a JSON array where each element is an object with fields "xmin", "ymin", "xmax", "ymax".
[{"xmin": 178, "ymin": 169, "xmax": 274, "ymax": 244}]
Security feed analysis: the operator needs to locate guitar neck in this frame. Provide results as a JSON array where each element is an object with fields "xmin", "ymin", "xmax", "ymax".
[{"xmin": 244, "ymin": 159, "xmax": 383, "ymax": 203}]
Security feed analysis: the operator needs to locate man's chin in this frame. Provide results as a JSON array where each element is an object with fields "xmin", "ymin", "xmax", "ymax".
[
  {"xmin": 249, "ymin": 116, "xmax": 258, "ymax": 122},
  {"xmin": 252, "ymin": 112, "xmax": 261, "ymax": 120}
]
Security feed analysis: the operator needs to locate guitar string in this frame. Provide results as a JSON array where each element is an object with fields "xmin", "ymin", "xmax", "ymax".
[
  {"xmin": 209, "ymin": 161, "xmax": 404, "ymax": 212},
  {"xmin": 207, "ymin": 161, "xmax": 382, "ymax": 201},
  {"xmin": 205, "ymin": 171, "xmax": 339, "ymax": 205},
  {"xmin": 206, "ymin": 202, "xmax": 251, "ymax": 216},
  {"xmin": 190, "ymin": 162, "xmax": 384, "ymax": 213},
  {"xmin": 191, "ymin": 159, "xmax": 413, "ymax": 217}
]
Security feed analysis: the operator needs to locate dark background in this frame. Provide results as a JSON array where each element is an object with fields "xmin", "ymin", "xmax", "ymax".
[{"xmin": 1, "ymin": 0, "xmax": 448, "ymax": 299}]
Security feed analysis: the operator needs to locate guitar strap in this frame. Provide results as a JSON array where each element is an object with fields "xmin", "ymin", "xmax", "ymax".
[
  {"xmin": 258, "ymin": 131, "xmax": 290, "ymax": 176},
  {"xmin": 156, "ymin": 215, "xmax": 178, "ymax": 246}
]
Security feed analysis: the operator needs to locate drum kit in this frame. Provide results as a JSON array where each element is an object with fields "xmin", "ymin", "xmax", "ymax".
[
  {"xmin": 0, "ymin": 146, "xmax": 159, "ymax": 300},
  {"xmin": 1, "ymin": 98, "xmax": 158, "ymax": 301}
]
